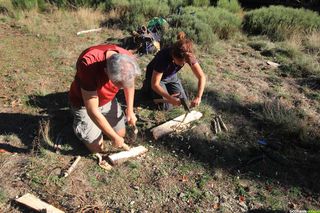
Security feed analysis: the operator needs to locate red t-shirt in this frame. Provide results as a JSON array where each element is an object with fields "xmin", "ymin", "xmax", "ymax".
[{"xmin": 69, "ymin": 44, "xmax": 132, "ymax": 107}]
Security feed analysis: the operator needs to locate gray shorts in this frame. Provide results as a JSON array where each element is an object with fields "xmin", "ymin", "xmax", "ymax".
[{"xmin": 72, "ymin": 98, "xmax": 125, "ymax": 144}]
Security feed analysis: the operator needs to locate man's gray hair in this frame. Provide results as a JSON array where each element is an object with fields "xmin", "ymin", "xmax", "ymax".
[{"xmin": 106, "ymin": 54, "xmax": 141, "ymax": 88}]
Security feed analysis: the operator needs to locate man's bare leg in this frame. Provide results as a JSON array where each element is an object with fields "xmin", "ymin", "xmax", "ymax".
[
  {"xmin": 84, "ymin": 135, "xmax": 104, "ymax": 154},
  {"xmin": 85, "ymin": 128, "xmax": 127, "ymax": 153}
]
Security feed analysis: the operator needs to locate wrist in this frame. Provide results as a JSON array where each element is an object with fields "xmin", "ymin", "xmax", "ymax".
[{"xmin": 126, "ymin": 108, "xmax": 134, "ymax": 115}]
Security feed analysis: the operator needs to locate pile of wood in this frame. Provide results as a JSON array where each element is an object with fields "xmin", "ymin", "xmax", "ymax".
[{"xmin": 211, "ymin": 115, "xmax": 228, "ymax": 134}]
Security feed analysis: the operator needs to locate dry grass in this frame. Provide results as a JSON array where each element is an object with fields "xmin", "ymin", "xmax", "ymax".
[
  {"xmin": 73, "ymin": 7, "xmax": 104, "ymax": 29},
  {"xmin": 286, "ymin": 32, "xmax": 303, "ymax": 51},
  {"xmin": 305, "ymin": 31, "xmax": 320, "ymax": 54},
  {"xmin": 16, "ymin": 7, "xmax": 105, "ymax": 37}
]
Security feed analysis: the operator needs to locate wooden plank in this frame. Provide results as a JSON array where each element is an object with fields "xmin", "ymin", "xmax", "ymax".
[
  {"xmin": 151, "ymin": 110, "xmax": 203, "ymax": 139},
  {"xmin": 108, "ymin": 145, "xmax": 148, "ymax": 165},
  {"xmin": 16, "ymin": 193, "xmax": 64, "ymax": 213}
]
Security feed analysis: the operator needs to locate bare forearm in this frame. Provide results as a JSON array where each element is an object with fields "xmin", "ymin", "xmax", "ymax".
[
  {"xmin": 124, "ymin": 87, "xmax": 134, "ymax": 113},
  {"xmin": 152, "ymin": 84, "xmax": 172, "ymax": 101},
  {"xmin": 197, "ymin": 75, "xmax": 206, "ymax": 98}
]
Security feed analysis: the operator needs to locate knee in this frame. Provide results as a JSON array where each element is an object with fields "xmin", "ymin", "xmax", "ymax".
[
  {"xmin": 117, "ymin": 128, "xmax": 126, "ymax": 137},
  {"xmin": 84, "ymin": 136, "xmax": 104, "ymax": 153}
]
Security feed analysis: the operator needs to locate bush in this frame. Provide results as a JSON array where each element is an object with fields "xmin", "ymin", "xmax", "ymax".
[
  {"xmin": 12, "ymin": 0, "xmax": 47, "ymax": 10},
  {"xmin": 105, "ymin": 0, "xmax": 170, "ymax": 30},
  {"xmin": 189, "ymin": 0, "xmax": 210, "ymax": 7},
  {"xmin": 243, "ymin": 6, "xmax": 320, "ymax": 41},
  {"xmin": 165, "ymin": 6, "xmax": 241, "ymax": 45},
  {"xmin": 217, "ymin": 0, "xmax": 241, "ymax": 13}
]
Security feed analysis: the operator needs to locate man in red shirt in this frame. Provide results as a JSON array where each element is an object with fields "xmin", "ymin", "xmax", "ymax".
[{"xmin": 69, "ymin": 44, "xmax": 141, "ymax": 153}]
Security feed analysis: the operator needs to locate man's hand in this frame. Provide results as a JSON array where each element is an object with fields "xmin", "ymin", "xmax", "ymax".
[
  {"xmin": 169, "ymin": 93, "xmax": 181, "ymax": 106},
  {"xmin": 190, "ymin": 96, "xmax": 201, "ymax": 108},
  {"xmin": 112, "ymin": 135, "xmax": 125, "ymax": 148},
  {"xmin": 126, "ymin": 109, "xmax": 137, "ymax": 126},
  {"xmin": 111, "ymin": 135, "xmax": 130, "ymax": 150}
]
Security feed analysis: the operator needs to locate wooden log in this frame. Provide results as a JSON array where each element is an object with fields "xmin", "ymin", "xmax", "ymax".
[
  {"xmin": 16, "ymin": 193, "xmax": 64, "ymax": 213},
  {"xmin": 108, "ymin": 145, "xmax": 148, "ymax": 165},
  {"xmin": 151, "ymin": 110, "xmax": 203, "ymax": 139}
]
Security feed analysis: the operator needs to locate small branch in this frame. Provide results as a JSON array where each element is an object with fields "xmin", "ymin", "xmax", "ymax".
[
  {"xmin": 217, "ymin": 115, "xmax": 228, "ymax": 132},
  {"xmin": 215, "ymin": 117, "xmax": 221, "ymax": 133},
  {"xmin": 76, "ymin": 28, "xmax": 102, "ymax": 35},
  {"xmin": 64, "ymin": 156, "xmax": 81, "ymax": 177}
]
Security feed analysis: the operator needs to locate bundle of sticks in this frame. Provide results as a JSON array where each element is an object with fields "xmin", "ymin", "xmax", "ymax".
[{"xmin": 211, "ymin": 115, "xmax": 228, "ymax": 134}]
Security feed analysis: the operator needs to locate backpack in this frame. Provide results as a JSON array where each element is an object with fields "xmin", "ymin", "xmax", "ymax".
[
  {"xmin": 131, "ymin": 17, "xmax": 168, "ymax": 55},
  {"xmin": 131, "ymin": 25, "xmax": 160, "ymax": 55}
]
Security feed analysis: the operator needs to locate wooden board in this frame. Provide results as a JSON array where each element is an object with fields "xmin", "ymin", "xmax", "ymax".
[
  {"xmin": 151, "ymin": 110, "xmax": 203, "ymax": 139},
  {"xmin": 108, "ymin": 145, "xmax": 148, "ymax": 165},
  {"xmin": 16, "ymin": 193, "xmax": 64, "ymax": 213}
]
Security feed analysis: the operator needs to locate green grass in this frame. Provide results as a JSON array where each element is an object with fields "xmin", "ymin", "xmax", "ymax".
[
  {"xmin": 0, "ymin": 188, "xmax": 7, "ymax": 205},
  {"xmin": 289, "ymin": 187, "xmax": 302, "ymax": 198}
]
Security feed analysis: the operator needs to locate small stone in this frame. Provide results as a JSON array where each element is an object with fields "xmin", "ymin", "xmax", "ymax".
[{"xmin": 133, "ymin": 186, "xmax": 139, "ymax": 190}]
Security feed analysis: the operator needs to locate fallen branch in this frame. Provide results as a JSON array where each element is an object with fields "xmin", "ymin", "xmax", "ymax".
[
  {"xmin": 76, "ymin": 28, "xmax": 102, "ymax": 35},
  {"xmin": 64, "ymin": 156, "xmax": 81, "ymax": 177},
  {"xmin": 212, "ymin": 119, "xmax": 218, "ymax": 134},
  {"xmin": 217, "ymin": 115, "xmax": 228, "ymax": 132},
  {"xmin": 215, "ymin": 117, "xmax": 221, "ymax": 133}
]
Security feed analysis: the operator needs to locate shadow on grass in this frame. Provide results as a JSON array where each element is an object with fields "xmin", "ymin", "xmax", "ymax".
[
  {"xmin": 141, "ymin": 87, "xmax": 320, "ymax": 195},
  {"xmin": 0, "ymin": 92, "xmax": 88, "ymax": 156}
]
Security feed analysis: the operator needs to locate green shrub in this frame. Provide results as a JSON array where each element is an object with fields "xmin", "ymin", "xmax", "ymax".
[
  {"xmin": 279, "ymin": 54, "xmax": 320, "ymax": 77},
  {"xmin": 217, "ymin": 0, "xmax": 241, "ymax": 13},
  {"xmin": 243, "ymin": 6, "xmax": 320, "ymax": 41},
  {"xmin": 167, "ymin": 0, "xmax": 187, "ymax": 11},
  {"xmin": 0, "ymin": 0, "xmax": 15, "ymax": 16},
  {"xmin": 12, "ymin": 0, "xmax": 46, "ymax": 10},
  {"xmin": 104, "ymin": 0, "xmax": 130, "ymax": 12},
  {"xmin": 189, "ymin": 0, "xmax": 210, "ymax": 7},
  {"xmin": 165, "ymin": 6, "xmax": 241, "ymax": 45},
  {"xmin": 105, "ymin": 0, "xmax": 170, "ymax": 30}
]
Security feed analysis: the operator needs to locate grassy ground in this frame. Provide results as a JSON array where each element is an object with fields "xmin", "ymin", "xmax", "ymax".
[{"xmin": 0, "ymin": 8, "xmax": 319, "ymax": 213}]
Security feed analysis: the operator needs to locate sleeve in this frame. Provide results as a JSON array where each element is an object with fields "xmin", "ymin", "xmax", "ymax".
[
  {"xmin": 76, "ymin": 59, "xmax": 97, "ymax": 91},
  {"xmin": 187, "ymin": 54, "xmax": 198, "ymax": 66}
]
